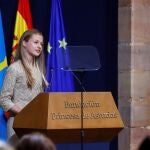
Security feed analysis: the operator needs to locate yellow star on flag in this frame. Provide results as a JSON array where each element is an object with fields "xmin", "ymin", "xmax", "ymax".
[
  {"xmin": 58, "ymin": 38, "xmax": 67, "ymax": 49},
  {"xmin": 47, "ymin": 42, "xmax": 52, "ymax": 53}
]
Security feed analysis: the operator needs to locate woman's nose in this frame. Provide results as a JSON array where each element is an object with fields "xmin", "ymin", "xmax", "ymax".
[{"xmin": 38, "ymin": 43, "xmax": 42, "ymax": 49}]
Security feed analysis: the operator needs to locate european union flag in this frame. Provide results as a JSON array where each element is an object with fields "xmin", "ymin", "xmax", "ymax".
[
  {"xmin": 0, "ymin": 11, "xmax": 8, "ymax": 141},
  {"xmin": 45, "ymin": 0, "xmax": 74, "ymax": 92}
]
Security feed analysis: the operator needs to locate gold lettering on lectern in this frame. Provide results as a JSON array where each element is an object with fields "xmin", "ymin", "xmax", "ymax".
[
  {"xmin": 64, "ymin": 101, "xmax": 100, "ymax": 108},
  {"xmin": 51, "ymin": 113, "xmax": 80, "ymax": 120},
  {"xmin": 49, "ymin": 100, "xmax": 118, "ymax": 120},
  {"xmin": 50, "ymin": 112, "xmax": 117, "ymax": 120}
]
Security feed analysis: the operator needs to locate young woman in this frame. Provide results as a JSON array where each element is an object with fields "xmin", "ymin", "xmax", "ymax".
[{"xmin": 0, "ymin": 29, "xmax": 48, "ymax": 144}]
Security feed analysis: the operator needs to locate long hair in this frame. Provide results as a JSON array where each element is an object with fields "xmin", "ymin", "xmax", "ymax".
[{"xmin": 15, "ymin": 29, "xmax": 48, "ymax": 88}]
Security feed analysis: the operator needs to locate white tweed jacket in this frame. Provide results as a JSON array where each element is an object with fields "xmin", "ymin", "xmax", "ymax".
[
  {"xmin": 0, "ymin": 60, "xmax": 44, "ymax": 141},
  {"xmin": 0, "ymin": 60, "xmax": 43, "ymax": 111}
]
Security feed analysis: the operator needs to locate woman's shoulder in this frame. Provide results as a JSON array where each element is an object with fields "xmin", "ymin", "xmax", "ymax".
[{"xmin": 7, "ymin": 60, "xmax": 23, "ymax": 72}]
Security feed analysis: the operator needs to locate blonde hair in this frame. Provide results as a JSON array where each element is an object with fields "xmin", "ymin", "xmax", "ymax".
[{"xmin": 15, "ymin": 29, "xmax": 48, "ymax": 88}]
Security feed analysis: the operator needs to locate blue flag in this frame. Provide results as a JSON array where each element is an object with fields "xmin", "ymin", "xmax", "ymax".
[
  {"xmin": 45, "ymin": 0, "xmax": 74, "ymax": 92},
  {"xmin": 0, "ymin": 11, "xmax": 8, "ymax": 141}
]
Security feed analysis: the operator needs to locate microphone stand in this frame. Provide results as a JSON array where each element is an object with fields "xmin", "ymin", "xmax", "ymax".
[
  {"xmin": 81, "ymin": 91, "xmax": 84, "ymax": 150},
  {"xmin": 76, "ymin": 71, "xmax": 86, "ymax": 150},
  {"xmin": 69, "ymin": 70, "xmax": 86, "ymax": 150}
]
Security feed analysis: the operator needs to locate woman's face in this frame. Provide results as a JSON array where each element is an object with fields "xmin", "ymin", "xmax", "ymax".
[{"xmin": 23, "ymin": 34, "xmax": 44, "ymax": 58}]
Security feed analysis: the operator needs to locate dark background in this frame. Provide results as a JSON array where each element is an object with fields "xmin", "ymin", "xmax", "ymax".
[{"xmin": 0, "ymin": 0, "xmax": 118, "ymax": 149}]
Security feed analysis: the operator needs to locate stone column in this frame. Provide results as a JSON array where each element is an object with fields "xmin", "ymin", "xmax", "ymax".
[{"xmin": 118, "ymin": 0, "xmax": 150, "ymax": 150}]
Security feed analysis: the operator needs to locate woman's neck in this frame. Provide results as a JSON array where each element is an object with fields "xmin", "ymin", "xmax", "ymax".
[{"xmin": 25, "ymin": 56, "xmax": 35, "ymax": 67}]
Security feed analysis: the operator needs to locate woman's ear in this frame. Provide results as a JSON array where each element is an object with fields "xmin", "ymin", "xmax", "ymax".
[{"xmin": 22, "ymin": 40, "xmax": 27, "ymax": 47}]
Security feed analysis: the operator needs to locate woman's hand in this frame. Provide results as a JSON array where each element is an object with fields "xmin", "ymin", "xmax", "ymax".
[{"xmin": 9, "ymin": 105, "xmax": 22, "ymax": 115}]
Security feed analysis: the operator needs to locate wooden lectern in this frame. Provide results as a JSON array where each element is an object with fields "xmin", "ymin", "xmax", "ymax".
[{"xmin": 13, "ymin": 92, "xmax": 124, "ymax": 143}]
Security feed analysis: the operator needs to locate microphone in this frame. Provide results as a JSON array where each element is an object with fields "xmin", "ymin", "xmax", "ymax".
[
  {"xmin": 45, "ymin": 68, "xmax": 54, "ymax": 91},
  {"xmin": 60, "ymin": 66, "xmax": 86, "ymax": 92},
  {"xmin": 70, "ymin": 71, "xmax": 86, "ymax": 92}
]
